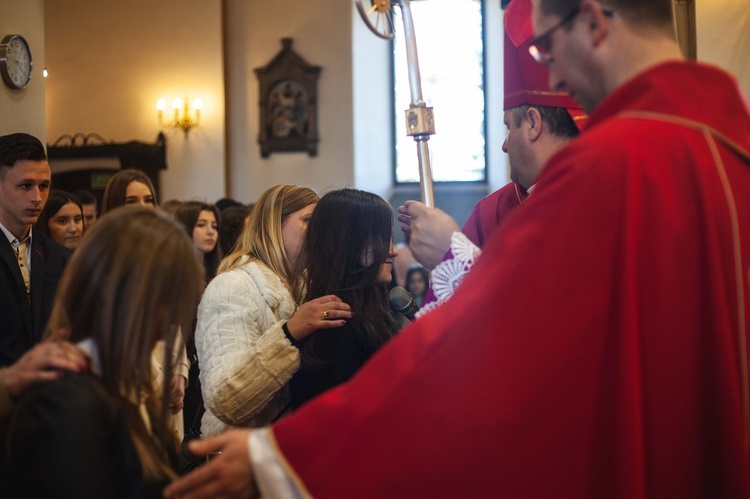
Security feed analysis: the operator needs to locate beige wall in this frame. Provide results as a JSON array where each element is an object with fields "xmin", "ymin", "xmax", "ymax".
[
  {"xmin": 0, "ymin": 0, "xmax": 46, "ymax": 141},
  {"xmin": 8, "ymin": 0, "xmax": 503, "ymax": 204},
  {"xmin": 352, "ymin": 8, "xmax": 394, "ymax": 199},
  {"xmin": 223, "ymin": 0, "xmax": 360, "ymax": 203},
  {"xmin": 44, "ymin": 0, "xmax": 225, "ymax": 202},
  {"xmin": 696, "ymin": 0, "xmax": 750, "ymax": 99}
]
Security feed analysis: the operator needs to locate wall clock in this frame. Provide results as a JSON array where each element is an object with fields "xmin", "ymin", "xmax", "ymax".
[{"xmin": 0, "ymin": 34, "xmax": 32, "ymax": 90}]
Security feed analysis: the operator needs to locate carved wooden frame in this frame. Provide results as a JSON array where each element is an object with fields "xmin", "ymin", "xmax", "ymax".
[{"xmin": 255, "ymin": 38, "xmax": 322, "ymax": 158}]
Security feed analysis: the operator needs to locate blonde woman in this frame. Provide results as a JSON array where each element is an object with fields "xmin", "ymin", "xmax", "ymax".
[
  {"xmin": 7, "ymin": 207, "xmax": 204, "ymax": 496},
  {"xmin": 196, "ymin": 185, "xmax": 353, "ymax": 436}
]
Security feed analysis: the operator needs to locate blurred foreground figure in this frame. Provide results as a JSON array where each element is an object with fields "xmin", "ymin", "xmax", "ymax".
[{"xmin": 9, "ymin": 207, "xmax": 204, "ymax": 497}]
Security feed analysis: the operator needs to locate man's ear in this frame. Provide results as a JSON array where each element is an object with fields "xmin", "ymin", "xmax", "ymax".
[
  {"xmin": 526, "ymin": 107, "xmax": 543, "ymax": 142},
  {"xmin": 580, "ymin": 0, "xmax": 611, "ymax": 47}
]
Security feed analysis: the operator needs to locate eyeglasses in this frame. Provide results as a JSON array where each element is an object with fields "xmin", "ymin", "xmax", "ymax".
[
  {"xmin": 528, "ymin": 8, "xmax": 580, "ymax": 68},
  {"xmin": 529, "ymin": 7, "xmax": 616, "ymax": 68}
]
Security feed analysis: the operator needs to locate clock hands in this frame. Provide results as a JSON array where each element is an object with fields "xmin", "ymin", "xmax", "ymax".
[{"xmin": 11, "ymin": 51, "xmax": 29, "ymax": 74}]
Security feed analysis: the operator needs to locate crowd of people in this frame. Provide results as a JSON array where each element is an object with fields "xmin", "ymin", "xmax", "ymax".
[
  {"xmin": 0, "ymin": 134, "xmax": 408, "ymax": 495},
  {"xmin": 1, "ymin": 0, "xmax": 749, "ymax": 496}
]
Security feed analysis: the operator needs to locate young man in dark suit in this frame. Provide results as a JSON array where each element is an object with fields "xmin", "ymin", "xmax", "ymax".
[{"xmin": 0, "ymin": 133, "xmax": 70, "ymax": 368}]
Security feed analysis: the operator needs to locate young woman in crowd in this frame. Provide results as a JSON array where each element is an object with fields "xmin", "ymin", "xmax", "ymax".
[
  {"xmin": 196, "ymin": 185, "xmax": 352, "ymax": 436},
  {"xmin": 35, "ymin": 190, "xmax": 84, "ymax": 251},
  {"xmin": 172, "ymin": 201, "xmax": 222, "ymax": 439},
  {"xmin": 174, "ymin": 201, "xmax": 222, "ymax": 283},
  {"xmin": 289, "ymin": 188, "xmax": 400, "ymax": 408},
  {"xmin": 100, "ymin": 169, "xmax": 189, "ymax": 441},
  {"xmin": 7, "ymin": 207, "xmax": 204, "ymax": 497},
  {"xmin": 101, "ymin": 169, "xmax": 157, "ymax": 213},
  {"xmin": 405, "ymin": 265, "xmax": 430, "ymax": 307}
]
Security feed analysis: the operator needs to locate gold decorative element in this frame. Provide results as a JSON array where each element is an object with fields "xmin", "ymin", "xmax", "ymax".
[{"xmin": 157, "ymin": 97, "xmax": 202, "ymax": 136}]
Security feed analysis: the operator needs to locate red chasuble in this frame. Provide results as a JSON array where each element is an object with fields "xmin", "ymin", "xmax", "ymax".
[
  {"xmin": 463, "ymin": 182, "xmax": 528, "ymax": 248},
  {"xmin": 271, "ymin": 61, "xmax": 750, "ymax": 498}
]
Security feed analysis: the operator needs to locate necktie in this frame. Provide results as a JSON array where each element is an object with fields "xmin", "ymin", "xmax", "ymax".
[{"xmin": 16, "ymin": 238, "xmax": 30, "ymax": 297}]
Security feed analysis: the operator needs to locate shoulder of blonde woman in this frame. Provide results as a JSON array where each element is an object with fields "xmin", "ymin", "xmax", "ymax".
[{"xmin": 195, "ymin": 259, "xmax": 300, "ymax": 431}]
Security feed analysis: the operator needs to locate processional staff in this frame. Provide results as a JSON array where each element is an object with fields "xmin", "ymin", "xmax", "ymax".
[{"xmin": 356, "ymin": 0, "xmax": 436, "ymax": 208}]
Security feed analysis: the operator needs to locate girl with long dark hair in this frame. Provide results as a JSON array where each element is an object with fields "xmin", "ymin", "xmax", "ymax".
[
  {"xmin": 174, "ymin": 201, "xmax": 222, "ymax": 282},
  {"xmin": 290, "ymin": 188, "xmax": 399, "ymax": 408},
  {"xmin": 36, "ymin": 190, "xmax": 84, "ymax": 251}
]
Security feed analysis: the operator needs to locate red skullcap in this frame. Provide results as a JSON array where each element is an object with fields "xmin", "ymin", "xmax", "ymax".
[{"xmin": 504, "ymin": 0, "xmax": 587, "ymax": 130}]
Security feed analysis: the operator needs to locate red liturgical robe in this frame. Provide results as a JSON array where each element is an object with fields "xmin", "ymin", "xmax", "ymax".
[
  {"xmin": 463, "ymin": 182, "xmax": 528, "ymax": 248},
  {"xmin": 271, "ymin": 61, "xmax": 750, "ymax": 497}
]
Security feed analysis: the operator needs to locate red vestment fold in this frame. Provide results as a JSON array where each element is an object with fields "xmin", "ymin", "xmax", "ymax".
[{"xmin": 272, "ymin": 61, "xmax": 750, "ymax": 498}]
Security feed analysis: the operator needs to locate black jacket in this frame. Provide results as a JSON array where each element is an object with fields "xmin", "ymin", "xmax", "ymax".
[
  {"xmin": 7, "ymin": 372, "xmax": 167, "ymax": 498},
  {"xmin": 0, "ymin": 230, "xmax": 69, "ymax": 367},
  {"xmin": 290, "ymin": 322, "xmax": 375, "ymax": 409}
]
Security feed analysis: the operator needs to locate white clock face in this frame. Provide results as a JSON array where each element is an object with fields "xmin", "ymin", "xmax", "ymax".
[{"xmin": 1, "ymin": 35, "xmax": 32, "ymax": 89}]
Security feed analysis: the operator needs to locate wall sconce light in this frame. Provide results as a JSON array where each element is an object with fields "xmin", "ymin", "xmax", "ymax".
[{"xmin": 157, "ymin": 97, "xmax": 202, "ymax": 135}]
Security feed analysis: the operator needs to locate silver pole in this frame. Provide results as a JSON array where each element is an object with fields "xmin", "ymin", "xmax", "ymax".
[{"xmin": 398, "ymin": 0, "xmax": 436, "ymax": 208}]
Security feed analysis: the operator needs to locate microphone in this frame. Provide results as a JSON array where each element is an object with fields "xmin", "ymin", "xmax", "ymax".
[{"xmin": 389, "ymin": 286, "xmax": 419, "ymax": 321}]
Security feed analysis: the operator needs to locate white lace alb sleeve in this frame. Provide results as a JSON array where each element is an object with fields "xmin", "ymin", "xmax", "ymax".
[{"xmin": 416, "ymin": 232, "xmax": 481, "ymax": 317}]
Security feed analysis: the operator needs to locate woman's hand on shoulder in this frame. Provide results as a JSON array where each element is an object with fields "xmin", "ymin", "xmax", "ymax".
[{"xmin": 285, "ymin": 295, "xmax": 353, "ymax": 341}]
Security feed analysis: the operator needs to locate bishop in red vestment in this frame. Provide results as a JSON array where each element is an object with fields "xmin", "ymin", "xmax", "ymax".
[{"xmin": 269, "ymin": 56, "xmax": 750, "ymax": 499}]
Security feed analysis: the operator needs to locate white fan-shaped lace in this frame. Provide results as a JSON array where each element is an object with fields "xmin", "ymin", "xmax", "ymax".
[{"xmin": 415, "ymin": 232, "xmax": 481, "ymax": 319}]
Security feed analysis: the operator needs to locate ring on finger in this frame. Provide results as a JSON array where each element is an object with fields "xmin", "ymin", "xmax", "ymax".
[{"xmin": 323, "ymin": 310, "xmax": 330, "ymax": 320}]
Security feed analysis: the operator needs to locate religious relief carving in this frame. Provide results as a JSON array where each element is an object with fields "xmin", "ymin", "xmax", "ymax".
[{"xmin": 255, "ymin": 38, "xmax": 322, "ymax": 158}]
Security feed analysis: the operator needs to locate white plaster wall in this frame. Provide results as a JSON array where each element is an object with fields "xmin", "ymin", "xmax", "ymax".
[
  {"xmin": 44, "ymin": 0, "xmax": 225, "ymax": 202},
  {"xmin": 696, "ymin": 0, "xmax": 750, "ymax": 100},
  {"xmin": 0, "ymin": 0, "xmax": 46, "ymax": 141},
  {"xmin": 486, "ymin": 2, "xmax": 508, "ymax": 193},
  {"xmin": 223, "ymin": 0, "xmax": 357, "ymax": 203},
  {"xmin": 352, "ymin": 8, "xmax": 393, "ymax": 199}
]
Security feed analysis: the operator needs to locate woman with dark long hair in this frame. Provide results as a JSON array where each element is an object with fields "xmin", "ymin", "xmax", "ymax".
[
  {"xmin": 7, "ymin": 207, "xmax": 204, "ymax": 496},
  {"xmin": 36, "ymin": 190, "xmax": 84, "ymax": 251},
  {"xmin": 174, "ymin": 201, "xmax": 222, "ymax": 282},
  {"xmin": 172, "ymin": 201, "xmax": 222, "ymax": 439},
  {"xmin": 290, "ymin": 188, "xmax": 399, "ymax": 408}
]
